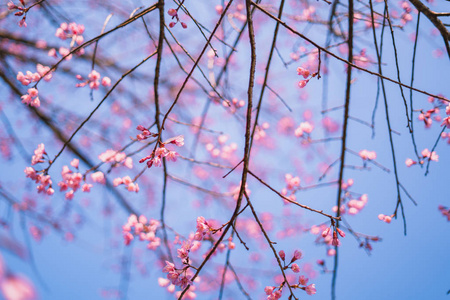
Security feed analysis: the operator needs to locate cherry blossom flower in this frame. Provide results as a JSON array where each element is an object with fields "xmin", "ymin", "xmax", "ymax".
[
  {"xmin": 298, "ymin": 275, "xmax": 309, "ymax": 286},
  {"xmin": 305, "ymin": 283, "xmax": 316, "ymax": 295},
  {"xmin": 0, "ymin": 274, "xmax": 37, "ymax": 300}
]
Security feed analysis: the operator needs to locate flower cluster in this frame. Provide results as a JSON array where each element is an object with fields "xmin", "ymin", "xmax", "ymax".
[
  {"xmin": 281, "ymin": 174, "xmax": 300, "ymax": 203},
  {"xmin": 55, "ymin": 22, "xmax": 85, "ymax": 43},
  {"xmin": 98, "ymin": 149, "xmax": 133, "ymax": 169},
  {"xmin": 24, "ymin": 144, "xmax": 53, "ymax": 194},
  {"xmin": 167, "ymin": 8, "xmax": 187, "ymax": 29},
  {"xmin": 24, "ymin": 167, "xmax": 53, "ymax": 195},
  {"xmin": 265, "ymin": 250, "xmax": 316, "ymax": 299},
  {"xmin": 358, "ymin": 149, "xmax": 376, "ymax": 161},
  {"xmin": 90, "ymin": 171, "xmax": 106, "ymax": 184},
  {"xmin": 7, "ymin": 0, "xmax": 28, "ymax": 27},
  {"xmin": 346, "ymin": 194, "xmax": 368, "ymax": 215},
  {"xmin": 418, "ymin": 108, "xmax": 440, "ymax": 128},
  {"xmin": 399, "ymin": 1, "xmax": 413, "ymax": 26},
  {"xmin": 76, "ymin": 70, "xmax": 111, "ymax": 89},
  {"xmin": 378, "ymin": 214, "xmax": 393, "ymax": 223},
  {"xmin": 135, "ymin": 125, "xmax": 158, "ymax": 141},
  {"xmin": 122, "ymin": 214, "xmax": 161, "ymax": 249},
  {"xmin": 48, "ymin": 22, "xmax": 86, "ymax": 59},
  {"xmin": 17, "ymin": 64, "xmax": 53, "ymax": 86},
  {"xmin": 21, "ymin": 88, "xmax": 40, "ymax": 107},
  {"xmin": 205, "ymin": 135, "xmax": 238, "ymax": 160},
  {"xmin": 113, "ymin": 176, "xmax": 139, "ymax": 193},
  {"xmin": 222, "ymin": 97, "xmax": 245, "ymax": 113},
  {"xmin": 297, "ymin": 67, "xmax": 312, "ymax": 89},
  {"xmin": 162, "ymin": 261, "xmax": 193, "ymax": 290},
  {"xmin": 57, "ymin": 159, "xmax": 92, "ymax": 200},
  {"xmin": 31, "ymin": 143, "xmax": 46, "ymax": 165},
  {"xmin": 139, "ymin": 135, "xmax": 184, "ymax": 168},
  {"xmin": 405, "ymin": 148, "xmax": 438, "ymax": 167},
  {"xmin": 193, "ymin": 216, "xmax": 213, "ymax": 241},
  {"xmin": 294, "ymin": 121, "xmax": 314, "ymax": 138},
  {"xmin": 322, "ymin": 227, "xmax": 345, "ymax": 247}
]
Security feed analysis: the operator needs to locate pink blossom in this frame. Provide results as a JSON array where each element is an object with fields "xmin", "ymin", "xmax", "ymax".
[
  {"xmin": 101, "ymin": 77, "xmax": 111, "ymax": 87},
  {"xmin": 264, "ymin": 286, "xmax": 275, "ymax": 295},
  {"xmin": 70, "ymin": 158, "xmax": 79, "ymax": 168},
  {"xmin": 299, "ymin": 275, "xmax": 309, "ymax": 286},
  {"xmin": 31, "ymin": 143, "xmax": 45, "ymax": 165},
  {"xmin": 305, "ymin": 283, "xmax": 316, "ymax": 295},
  {"xmin": 295, "ymin": 122, "xmax": 314, "ymax": 137},
  {"xmin": 166, "ymin": 151, "xmax": 179, "ymax": 162},
  {"xmin": 0, "ymin": 274, "xmax": 37, "ymax": 300},
  {"xmin": 359, "ymin": 149, "xmax": 377, "ymax": 160},
  {"xmin": 91, "ymin": 171, "xmax": 105, "ymax": 184},
  {"xmin": 405, "ymin": 158, "xmax": 416, "ymax": 167},
  {"xmin": 292, "ymin": 249, "xmax": 302, "ymax": 261},
  {"xmin": 81, "ymin": 184, "xmax": 92, "ymax": 192}
]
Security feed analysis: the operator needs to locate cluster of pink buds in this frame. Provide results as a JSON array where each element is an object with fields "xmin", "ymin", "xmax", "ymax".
[
  {"xmin": 399, "ymin": 1, "xmax": 413, "ymax": 26},
  {"xmin": 294, "ymin": 121, "xmax": 314, "ymax": 138},
  {"xmin": 378, "ymin": 214, "xmax": 393, "ymax": 223},
  {"xmin": 346, "ymin": 194, "xmax": 368, "ymax": 215},
  {"xmin": 226, "ymin": 3, "xmax": 246, "ymax": 22},
  {"xmin": 17, "ymin": 64, "xmax": 52, "ymax": 86},
  {"xmin": 7, "ymin": 0, "xmax": 28, "ymax": 27},
  {"xmin": 265, "ymin": 249, "xmax": 316, "ymax": 299},
  {"xmin": 76, "ymin": 70, "xmax": 111, "ymax": 89},
  {"xmin": 98, "ymin": 149, "xmax": 133, "ymax": 169},
  {"xmin": 135, "ymin": 125, "xmax": 158, "ymax": 141},
  {"xmin": 21, "ymin": 88, "xmax": 40, "ymax": 107},
  {"xmin": 168, "ymin": 8, "xmax": 187, "ymax": 29},
  {"xmin": 113, "ymin": 176, "xmax": 139, "ymax": 193},
  {"xmin": 405, "ymin": 148, "xmax": 438, "ymax": 167},
  {"xmin": 123, "ymin": 214, "xmax": 161, "ymax": 249},
  {"xmin": 281, "ymin": 174, "xmax": 300, "ymax": 203},
  {"xmin": 438, "ymin": 205, "xmax": 450, "ymax": 221},
  {"xmin": 139, "ymin": 135, "xmax": 184, "ymax": 168},
  {"xmin": 297, "ymin": 67, "xmax": 312, "ymax": 88},
  {"xmin": 322, "ymin": 226, "xmax": 345, "ymax": 247},
  {"xmin": 359, "ymin": 150, "xmax": 377, "ymax": 161}
]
